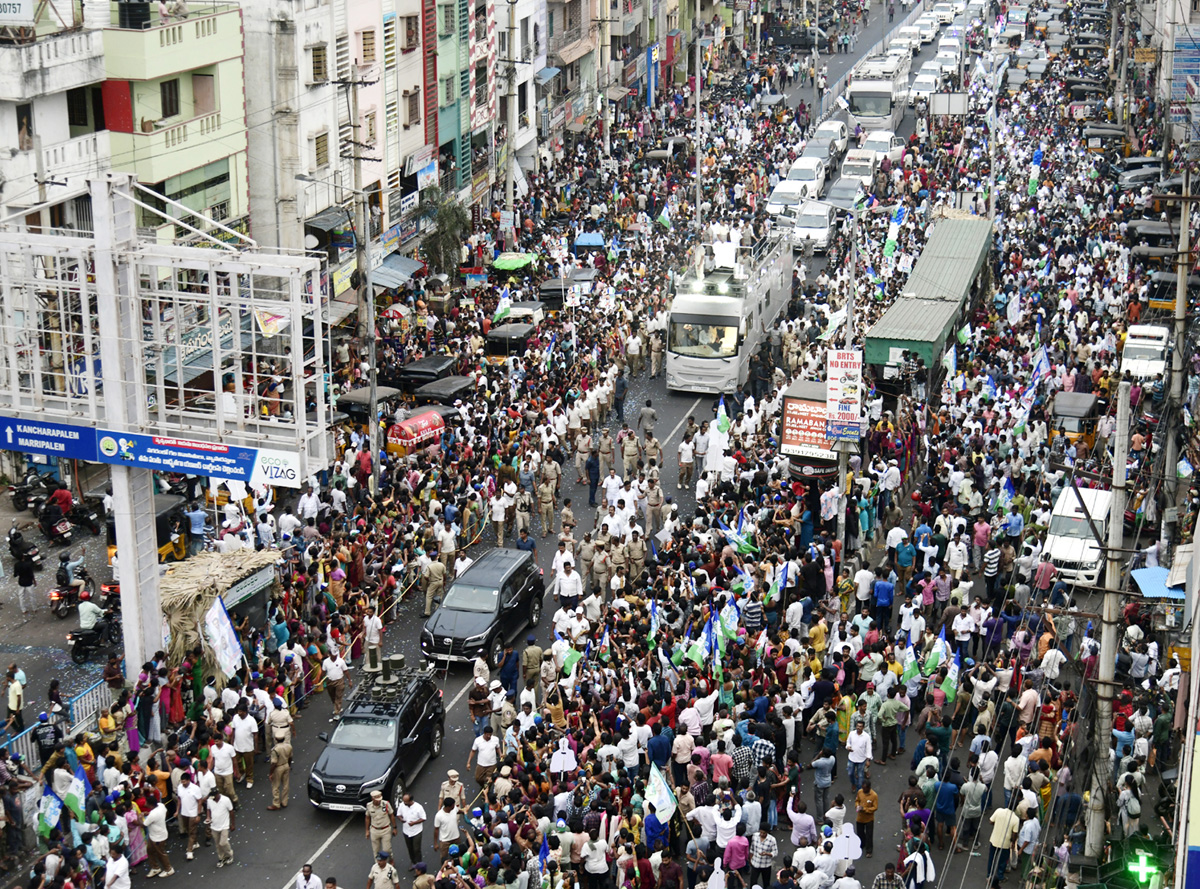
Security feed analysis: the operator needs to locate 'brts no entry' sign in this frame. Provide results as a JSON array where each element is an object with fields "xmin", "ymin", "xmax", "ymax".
[
  {"xmin": 779, "ymin": 397, "xmax": 829, "ymax": 460},
  {"xmin": 0, "ymin": 415, "xmax": 302, "ymax": 488},
  {"xmin": 826, "ymin": 349, "xmax": 863, "ymax": 443}
]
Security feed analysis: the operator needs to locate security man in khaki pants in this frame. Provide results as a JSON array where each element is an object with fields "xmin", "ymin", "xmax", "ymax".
[
  {"xmin": 266, "ymin": 738, "xmax": 292, "ymax": 810},
  {"xmin": 364, "ymin": 789, "xmax": 397, "ymax": 857},
  {"xmin": 422, "ymin": 558, "xmax": 446, "ymax": 618}
]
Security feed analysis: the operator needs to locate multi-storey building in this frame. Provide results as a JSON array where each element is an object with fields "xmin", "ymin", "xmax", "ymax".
[{"xmin": 0, "ymin": 0, "xmax": 250, "ymax": 244}]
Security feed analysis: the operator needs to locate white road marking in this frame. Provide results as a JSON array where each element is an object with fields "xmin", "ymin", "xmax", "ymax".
[
  {"xmin": 445, "ymin": 676, "xmax": 473, "ymax": 711},
  {"xmin": 279, "ymin": 813, "xmax": 354, "ymax": 889},
  {"xmin": 662, "ymin": 397, "xmax": 703, "ymax": 447}
]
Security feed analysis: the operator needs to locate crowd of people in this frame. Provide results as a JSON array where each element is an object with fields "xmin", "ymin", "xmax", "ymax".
[{"xmin": 6, "ymin": 0, "xmax": 1197, "ymax": 887}]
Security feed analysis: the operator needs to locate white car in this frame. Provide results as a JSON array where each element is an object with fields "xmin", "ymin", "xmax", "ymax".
[
  {"xmin": 935, "ymin": 49, "xmax": 960, "ymax": 76},
  {"xmin": 889, "ymin": 35, "xmax": 919, "ymax": 57},
  {"xmin": 812, "ymin": 120, "xmax": 849, "ymax": 158},
  {"xmin": 932, "ymin": 2, "xmax": 954, "ymax": 23},
  {"xmin": 787, "ymin": 201, "xmax": 839, "ymax": 253},
  {"xmin": 786, "ymin": 157, "xmax": 828, "ymax": 200},
  {"xmin": 862, "ymin": 130, "xmax": 906, "ymax": 163},
  {"xmin": 766, "ymin": 182, "xmax": 807, "ymax": 217},
  {"xmin": 915, "ymin": 15, "xmax": 939, "ymax": 41},
  {"xmin": 909, "ymin": 73, "xmax": 939, "ymax": 105},
  {"xmin": 919, "ymin": 60, "xmax": 944, "ymax": 82}
]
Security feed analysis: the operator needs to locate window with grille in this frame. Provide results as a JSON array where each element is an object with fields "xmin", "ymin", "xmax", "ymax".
[
  {"xmin": 384, "ymin": 18, "xmax": 397, "ymax": 66},
  {"xmin": 160, "ymin": 79, "xmax": 180, "ymax": 118},
  {"xmin": 336, "ymin": 34, "xmax": 351, "ymax": 80},
  {"xmin": 339, "ymin": 121, "xmax": 352, "ymax": 155},
  {"xmin": 314, "ymin": 132, "xmax": 330, "ymax": 167},
  {"xmin": 209, "ymin": 201, "xmax": 229, "ymax": 220},
  {"xmin": 387, "ymin": 100, "xmax": 399, "ymax": 139},
  {"xmin": 311, "ymin": 45, "xmax": 328, "ymax": 82},
  {"xmin": 365, "ymin": 111, "xmax": 377, "ymax": 143},
  {"xmin": 405, "ymin": 88, "xmax": 421, "ymax": 125},
  {"xmin": 474, "ymin": 63, "xmax": 487, "ymax": 108},
  {"xmin": 360, "ymin": 29, "xmax": 376, "ymax": 63},
  {"xmin": 404, "ymin": 15, "xmax": 420, "ymax": 48},
  {"xmin": 439, "ymin": 4, "xmax": 455, "ymax": 35},
  {"xmin": 440, "ymin": 75, "xmax": 456, "ymax": 105}
]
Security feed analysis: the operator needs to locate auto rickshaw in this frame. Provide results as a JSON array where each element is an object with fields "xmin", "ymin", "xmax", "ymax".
[
  {"xmin": 1050, "ymin": 392, "xmax": 1100, "ymax": 453},
  {"xmin": 484, "ymin": 322, "xmax": 536, "ymax": 367}
]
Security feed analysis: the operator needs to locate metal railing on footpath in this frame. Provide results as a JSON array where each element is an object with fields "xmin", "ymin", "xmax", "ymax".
[{"xmin": 1, "ymin": 676, "xmax": 114, "ymax": 771}]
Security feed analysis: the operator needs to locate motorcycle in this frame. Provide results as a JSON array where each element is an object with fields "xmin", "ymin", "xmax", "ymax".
[
  {"xmin": 68, "ymin": 501, "xmax": 103, "ymax": 536},
  {"xmin": 8, "ymin": 468, "xmax": 55, "ymax": 512},
  {"xmin": 31, "ymin": 502, "xmax": 73, "ymax": 545},
  {"xmin": 7, "ymin": 521, "xmax": 42, "ymax": 569},
  {"xmin": 67, "ymin": 611, "xmax": 123, "ymax": 664},
  {"xmin": 49, "ymin": 565, "xmax": 98, "ymax": 619}
]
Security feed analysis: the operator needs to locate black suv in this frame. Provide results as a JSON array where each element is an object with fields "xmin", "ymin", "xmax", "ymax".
[
  {"xmin": 421, "ymin": 549, "xmax": 544, "ymax": 668},
  {"xmin": 307, "ymin": 657, "xmax": 444, "ymax": 812}
]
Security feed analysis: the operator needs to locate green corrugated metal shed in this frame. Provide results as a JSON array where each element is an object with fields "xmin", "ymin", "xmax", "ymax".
[{"xmin": 864, "ymin": 217, "xmax": 993, "ymax": 367}]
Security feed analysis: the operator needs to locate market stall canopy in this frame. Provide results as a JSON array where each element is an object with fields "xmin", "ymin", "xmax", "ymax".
[
  {"xmin": 493, "ymin": 252, "xmax": 538, "ymax": 270},
  {"xmin": 374, "ymin": 253, "xmax": 426, "ymax": 289},
  {"xmin": 1131, "ymin": 566, "xmax": 1184, "ymax": 601}
]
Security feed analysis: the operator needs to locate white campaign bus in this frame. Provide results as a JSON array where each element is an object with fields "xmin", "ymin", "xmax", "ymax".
[
  {"xmin": 665, "ymin": 238, "xmax": 792, "ymax": 394},
  {"xmin": 848, "ymin": 54, "xmax": 910, "ymax": 131}
]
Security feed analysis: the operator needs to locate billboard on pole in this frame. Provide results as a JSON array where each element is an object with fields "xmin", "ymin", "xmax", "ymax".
[
  {"xmin": 780, "ymin": 396, "xmax": 829, "ymax": 460},
  {"xmin": 825, "ymin": 349, "xmax": 863, "ymax": 442}
]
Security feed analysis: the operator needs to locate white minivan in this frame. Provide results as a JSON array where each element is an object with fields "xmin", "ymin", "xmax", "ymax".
[
  {"xmin": 1044, "ymin": 486, "xmax": 1111, "ymax": 586},
  {"xmin": 1120, "ymin": 324, "xmax": 1170, "ymax": 379},
  {"xmin": 766, "ymin": 181, "xmax": 808, "ymax": 217}
]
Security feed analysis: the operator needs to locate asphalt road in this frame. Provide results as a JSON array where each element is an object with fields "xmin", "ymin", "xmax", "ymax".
[{"xmin": 0, "ymin": 13, "xmax": 1012, "ymax": 889}]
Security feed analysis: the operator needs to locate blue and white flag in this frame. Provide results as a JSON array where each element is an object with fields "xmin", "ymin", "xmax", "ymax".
[{"xmin": 997, "ymin": 477, "xmax": 1016, "ymax": 510}]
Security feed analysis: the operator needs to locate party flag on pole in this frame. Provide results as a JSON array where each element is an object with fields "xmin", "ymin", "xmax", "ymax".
[
  {"xmin": 940, "ymin": 649, "xmax": 962, "ymax": 703},
  {"xmin": 923, "ymin": 627, "xmax": 947, "ymax": 675}
]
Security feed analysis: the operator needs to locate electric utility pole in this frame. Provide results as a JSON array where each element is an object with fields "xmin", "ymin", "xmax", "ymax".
[
  {"xmin": 1165, "ymin": 166, "xmax": 1191, "ymax": 498},
  {"xmin": 1085, "ymin": 379, "xmax": 1130, "ymax": 857},
  {"xmin": 346, "ymin": 72, "xmax": 381, "ymax": 495},
  {"xmin": 505, "ymin": 0, "xmax": 517, "ymax": 240}
]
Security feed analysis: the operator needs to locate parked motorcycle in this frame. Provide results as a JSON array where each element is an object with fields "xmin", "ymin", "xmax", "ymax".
[
  {"xmin": 67, "ymin": 610, "xmax": 122, "ymax": 664},
  {"xmin": 7, "ymin": 521, "xmax": 42, "ymax": 569},
  {"xmin": 68, "ymin": 501, "xmax": 103, "ymax": 536},
  {"xmin": 49, "ymin": 562, "xmax": 97, "ymax": 620},
  {"xmin": 8, "ymin": 468, "xmax": 55, "ymax": 512}
]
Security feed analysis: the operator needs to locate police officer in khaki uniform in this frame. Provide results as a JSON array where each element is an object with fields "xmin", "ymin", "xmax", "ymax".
[
  {"xmin": 645, "ymin": 478, "xmax": 665, "ymax": 535},
  {"xmin": 439, "ymin": 770, "xmax": 467, "ymax": 812},
  {"xmin": 560, "ymin": 499, "xmax": 576, "ymax": 544},
  {"xmin": 421, "ymin": 559, "xmax": 446, "ymax": 617},
  {"xmin": 598, "ymin": 429, "xmax": 614, "ymax": 477},
  {"xmin": 520, "ymin": 634, "xmax": 543, "ymax": 689},
  {"xmin": 608, "ymin": 536, "xmax": 628, "ymax": 581},
  {"xmin": 627, "ymin": 529, "xmax": 648, "ymax": 583},
  {"xmin": 514, "ymin": 489, "xmax": 534, "ymax": 535},
  {"xmin": 649, "ymin": 330, "xmax": 665, "ymax": 378},
  {"xmin": 577, "ymin": 532, "xmax": 595, "ymax": 591},
  {"xmin": 266, "ymin": 700, "xmax": 294, "ymax": 750},
  {"xmin": 620, "ymin": 431, "xmax": 641, "ymax": 479},
  {"xmin": 541, "ymin": 457, "xmax": 562, "ymax": 500},
  {"xmin": 364, "ymin": 790, "xmax": 397, "ymax": 856},
  {"xmin": 267, "ymin": 738, "xmax": 292, "ymax": 810},
  {"xmin": 574, "ymin": 430, "xmax": 592, "ymax": 482},
  {"xmin": 591, "ymin": 541, "xmax": 610, "ymax": 596},
  {"xmin": 536, "ymin": 480, "xmax": 556, "ymax": 538},
  {"xmin": 645, "ymin": 434, "xmax": 663, "ymax": 467}
]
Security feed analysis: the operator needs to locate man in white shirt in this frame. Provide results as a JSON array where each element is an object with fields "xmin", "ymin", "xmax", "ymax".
[
  {"xmin": 550, "ymin": 541, "xmax": 575, "ymax": 600},
  {"xmin": 205, "ymin": 789, "xmax": 236, "ymax": 866},
  {"xmin": 295, "ymin": 865, "xmax": 321, "ymax": 889},
  {"xmin": 209, "ymin": 736, "xmax": 238, "ymax": 805},
  {"xmin": 467, "ymin": 725, "xmax": 501, "ymax": 785},
  {"xmin": 396, "ymin": 792, "xmax": 427, "ymax": 866},
  {"xmin": 297, "ymin": 488, "xmax": 321, "ymax": 521},
  {"xmin": 363, "ymin": 606, "xmax": 385, "ymax": 667},
  {"xmin": 174, "ymin": 773, "xmax": 205, "ymax": 860},
  {"xmin": 844, "ymin": 720, "xmax": 872, "ymax": 791},
  {"xmin": 322, "ymin": 649, "xmax": 350, "ymax": 719},
  {"xmin": 143, "ymin": 796, "xmax": 173, "ymax": 877},
  {"xmin": 230, "ymin": 703, "xmax": 259, "ymax": 789},
  {"xmin": 556, "ymin": 562, "xmax": 584, "ymax": 609}
]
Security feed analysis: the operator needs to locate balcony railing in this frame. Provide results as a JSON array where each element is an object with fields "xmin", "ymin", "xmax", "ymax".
[
  {"xmin": 107, "ymin": 0, "xmax": 235, "ymax": 29},
  {"xmin": 474, "ymin": 13, "xmax": 487, "ymax": 40},
  {"xmin": 549, "ymin": 25, "xmax": 582, "ymax": 56},
  {"xmin": 151, "ymin": 112, "xmax": 222, "ymax": 149}
]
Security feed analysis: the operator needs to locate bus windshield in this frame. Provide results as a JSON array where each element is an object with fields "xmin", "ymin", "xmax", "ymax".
[
  {"xmin": 668, "ymin": 321, "xmax": 739, "ymax": 358},
  {"xmin": 849, "ymin": 93, "xmax": 892, "ymax": 117}
]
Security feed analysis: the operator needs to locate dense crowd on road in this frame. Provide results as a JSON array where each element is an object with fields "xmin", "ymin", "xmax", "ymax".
[{"xmin": 7, "ymin": 0, "xmax": 1197, "ymax": 888}]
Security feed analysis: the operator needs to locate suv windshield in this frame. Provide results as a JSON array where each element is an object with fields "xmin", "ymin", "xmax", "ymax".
[
  {"xmin": 796, "ymin": 211, "xmax": 830, "ymax": 229},
  {"xmin": 441, "ymin": 583, "xmax": 500, "ymax": 613},
  {"xmin": 789, "ymin": 166, "xmax": 819, "ymax": 181},
  {"xmin": 329, "ymin": 717, "xmax": 397, "ymax": 750},
  {"xmin": 1047, "ymin": 514, "xmax": 1096, "ymax": 540},
  {"xmin": 1123, "ymin": 344, "xmax": 1164, "ymax": 361}
]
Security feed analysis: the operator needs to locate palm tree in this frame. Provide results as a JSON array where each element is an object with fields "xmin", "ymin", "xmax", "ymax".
[{"xmin": 415, "ymin": 187, "xmax": 470, "ymax": 278}]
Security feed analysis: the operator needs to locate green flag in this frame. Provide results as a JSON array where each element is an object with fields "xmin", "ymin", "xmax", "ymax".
[{"xmin": 562, "ymin": 647, "xmax": 583, "ymax": 676}]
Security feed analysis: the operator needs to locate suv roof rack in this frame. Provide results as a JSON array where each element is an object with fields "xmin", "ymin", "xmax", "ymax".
[{"xmin": 346, "ymin": 654, "xmax": 435, "ymax": 708}]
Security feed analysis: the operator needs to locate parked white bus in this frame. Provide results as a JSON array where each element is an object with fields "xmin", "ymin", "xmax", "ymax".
[{"xmin": 847, "ymin": 54, "xmax": 909, "ymax": 131}]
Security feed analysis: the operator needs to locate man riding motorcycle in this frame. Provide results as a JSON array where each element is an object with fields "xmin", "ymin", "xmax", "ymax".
[
  {"xmin": 77, "ymin": 590, "xmax": 108, "ymax": 642},
  {"xmin": 57, "ymin": 547, "xmax": 87, "ymax": 598}
]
